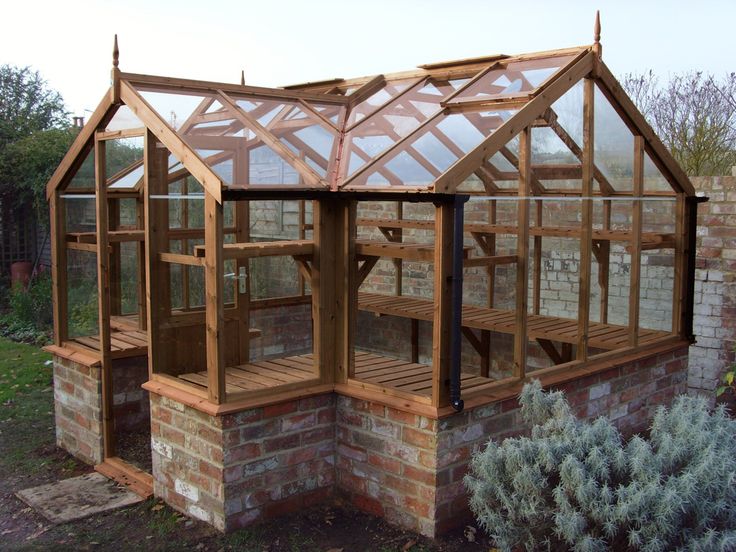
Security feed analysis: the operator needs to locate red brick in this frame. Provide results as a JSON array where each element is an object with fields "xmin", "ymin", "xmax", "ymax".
[
  {"xmin": 282, "ymin": 412, "xmax": 316, "ymax": 432},
  {"xmin": 367, "ymin": 452, "xmax": 401, "ymax": 475},
  {"xmin": 403, "ymin": 465, "xmax": 436, "ymax": 486},
  {"xmin": 302, "ymin": 425, "xmax": 333, "ymax": 445},
  {"xmin": 264, "ymin": 433, "xmax": 301, "ymax": 452},
  {"xmin": 282, "ymin": 446, "xmax": 317, "ymax": 466},
  {"xmin": 263, "ymin": 401, "xmax": 298, "ymax": 418},
  {"xmin": 386, "ymin": 407, "xmax": 419, "ymax": 426},
  {"xmin": 352, "ymin": 494, "xmax": 384, "ymax": 517},
  {"xmin": 403, "ymin": 495, "xmax": 431, "ymax": 518},
  {"xmin": 385, "ymin": 474, "xmax": 419, "ymax": 496},
  {"xmin": 227, "ymin": 442, "xmax": 261, "ymax": 463},
  {"xmin": 403, "ymin": 427, "xmax": 436, "ymax": 449}
]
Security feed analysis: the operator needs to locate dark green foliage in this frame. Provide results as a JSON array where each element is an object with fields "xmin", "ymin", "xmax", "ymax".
[
  {"xmin": 0, "ymin": 273, "xmax": 53, "ymax": 344},
  {"xmin": 465, "ymin": 380, "xmax": 736, "ymax": 551}
]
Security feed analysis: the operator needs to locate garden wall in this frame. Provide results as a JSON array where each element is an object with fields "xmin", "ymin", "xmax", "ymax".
[{"xmin": 688, "ymin": 175, "xmax": 736, "ymax": 396}]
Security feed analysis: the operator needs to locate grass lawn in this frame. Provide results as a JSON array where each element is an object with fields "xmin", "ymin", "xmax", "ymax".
[{"xmin": 0, "ymin": 337, "xmax": 488, "ymax": 551}]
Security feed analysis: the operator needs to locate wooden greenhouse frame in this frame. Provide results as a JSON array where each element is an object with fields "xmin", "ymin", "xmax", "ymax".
[{"xmin": 45, "ymin": 30, "xmax": 702, "ymax": 476}]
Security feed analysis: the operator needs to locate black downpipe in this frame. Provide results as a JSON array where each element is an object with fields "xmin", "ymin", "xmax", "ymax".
[{"xmin": 450, "ymin": 195, "xmax": 469, "ymax": 412}]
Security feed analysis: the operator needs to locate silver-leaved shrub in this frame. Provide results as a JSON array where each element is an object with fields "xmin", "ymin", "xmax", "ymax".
[{"xmin": 464, "ymin": 380, "xmax": 736, "ymax": 551}]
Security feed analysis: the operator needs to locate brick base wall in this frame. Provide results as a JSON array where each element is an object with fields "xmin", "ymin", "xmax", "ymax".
[
  {"xmin": 53, "ymin": 356, "xmax": 103, "ymax": 464},
  {"xmin": 149, "ymin": 394, "xmax": 335, "ymax": 531},
  {"xmin": 336, "ymin": 345, "xmax": 689, "ymax": 537},
  {"xmin": 53, "ymin": 354, "xmax": 150, "ymax": 465},
  {"xmin": 61, "ymin": 344, "xmax": 689, "ymax": 538}
]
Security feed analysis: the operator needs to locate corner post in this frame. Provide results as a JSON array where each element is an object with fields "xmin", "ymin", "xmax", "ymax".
[
  {"xmin": 514, "ymin": 127, "xmax": 531, "ymax": 379},
  {"xmin": 577, "ymin": 77, "xmax": 595, "ymax": 360},
  {"xmin": 628, "ymin": 136, "xmax": 644, "ymax": 346},
  {"xmin": 50, "ymin": 190, "xmax": 68, "ymax": 346},
  {"xmin": 95, "ymin": 136, "xmax": 114, "ymax": 459},
  {"xmin": 432, "ymin": 200, "xmax": 454, "ymax": 408},
  {"xmin": 204, "ymin": 191, "xmax": 225, "ymax": 403}
]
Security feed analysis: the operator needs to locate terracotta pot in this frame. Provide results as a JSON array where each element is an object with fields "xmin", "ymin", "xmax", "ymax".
[{"xmin": 10, "ymin": 261, "xmax": 33, "ymax": 290}]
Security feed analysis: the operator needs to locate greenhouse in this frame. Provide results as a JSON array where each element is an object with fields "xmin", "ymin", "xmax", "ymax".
[{"xmin": 44, "ymin": 31, "xmax": 702, "ymax": 535}]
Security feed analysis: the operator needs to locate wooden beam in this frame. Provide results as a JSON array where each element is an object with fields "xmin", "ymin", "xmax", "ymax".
[
  {"xmin": 120, "ymin": 80, "xmax": 223, "ymax": 202},
  {"xmin": 628, "ymin": 136, "xmax": 644, "ymax": 347},
  {"xmin": 204, "ymin": 191, "xmax": 225, "ymax": 403},
  {"xmin": 537, "ymin": 338, "xmax": 564, "ymax": 365},
  {"xmin": 95, "ymin": 138, "xmax": 115, "ymax": 459},
  {"xmin": 432, "ymin": 202, "xmax": 454, "ymax": 408},
  {"xmin": 50, "ymin": 191, "xmax": 67, "ymax": 346},
  {"xmin": 193, "ymin": 239, "xmax": 314, "ymax": 259},
  {"xmin": 215, "ymin": 90, "xmax": 327, "ymax": 189},
  {"xmin": 144, "ymin": 132, "xmax": 171, "ymax": 382},
  {"xmin": 433, "ymin": 52, "xmax": 594, "ymax": 193},
  {"xmin": 46, "ymin": 91, "xmax": 117, "ymax": 198},
  {"xmin": 120, "ymin": 71, "xmax": 349, "ymax": 105},
  {"xmin": 313, "ymin": 200, "xmax": 338, "ymax": 384},
  {"xmin": 533, "ymin": 200, "xmax": 542, "ymax": 315},
  {"xmin": 336, "ymin": 201, "xmax": 357, "ymax": 383},
  {"xmin": 514, "ymin": 127, "xmax": 531, "ymax": 379},
  {"xmin": 577, "ymin": 78, "xmax": 594, "ymax": 361},
  {"xmin": 673, "ymin": 193, "xmax": 685, "ymax": 335},
  {"xmin": 593, "ymin": 60, "xmax": 695, "ymax": 196}
]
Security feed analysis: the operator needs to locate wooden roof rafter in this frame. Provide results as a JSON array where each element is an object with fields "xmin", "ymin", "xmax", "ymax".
[
  {"xmin": 120, "ymin": 80, "xmax": 225, "ymax": 202},
  {"xmin": 215, "ymin": 90, "xmax": 329, "ymax": 190}
]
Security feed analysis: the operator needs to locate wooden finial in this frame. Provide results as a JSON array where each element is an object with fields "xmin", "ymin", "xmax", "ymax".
[
  {"xmin": 240, "ymin": 69, "xmax": 245, "ymax": 86},
  {"xmin": 111, "ymin": 34, "xmax": 121, "ymax": 104},
  {"xmin": 593, "ymin": 11, "xmax": 602, "ymax": 57},
  {"xmin": 113, "ymin": 34, "xmax": 119, "ymax": 69}
]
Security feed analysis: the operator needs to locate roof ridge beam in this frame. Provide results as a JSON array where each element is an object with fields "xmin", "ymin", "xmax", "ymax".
[{"xmin": 120, "ymin": 72, "xmax": 349, "ymax": 105}]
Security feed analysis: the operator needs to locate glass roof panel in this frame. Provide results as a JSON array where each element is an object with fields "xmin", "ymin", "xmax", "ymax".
[
  {"xmin": 344, "ymin": 107, "xmax": 518, "ymax": 189},
  {"xmin": 347, "ymin": 78, "xmax": 418, "ymax": 126},
  {"xmin": 343, "ymin": 76, "xmax": 467, "ymax": 176},
  {"xmin": 448, "ymin": 54, "xmax": 577, "ymax": 104}
]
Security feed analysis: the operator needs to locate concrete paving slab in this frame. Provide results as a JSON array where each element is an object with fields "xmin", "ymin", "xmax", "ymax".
[{"xmin": 16, "ymin": 472, "xmax": 144, "ymax": 524}]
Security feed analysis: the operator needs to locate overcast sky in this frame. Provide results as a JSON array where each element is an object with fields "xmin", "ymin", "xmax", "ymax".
[{"xmin": 1, "ymin": 0, "xmax": 733, "ymax": 118}]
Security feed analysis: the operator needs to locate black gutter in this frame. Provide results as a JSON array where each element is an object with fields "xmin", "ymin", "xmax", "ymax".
[
  {"xmin": 450, "ymin": 195, "xmax": 469, "ymax": 412},
  {"xmin": 685, "ymin": 195, "xmax": 708, "ymax": 342}
]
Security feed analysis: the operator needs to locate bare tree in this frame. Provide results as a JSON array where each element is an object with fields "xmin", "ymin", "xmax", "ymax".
[{"xmin": 621, "ymin": 71, "xmax": 736, "ymax": 176}]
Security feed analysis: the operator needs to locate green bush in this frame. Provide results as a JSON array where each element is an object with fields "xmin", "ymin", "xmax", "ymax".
[
  {"xmin": 0, "ymin": 272, "xmax": 53, "ymax": 344},
  {"xmin": 465, "ymin": 380, "xmax": 736, "ymax": 551}
]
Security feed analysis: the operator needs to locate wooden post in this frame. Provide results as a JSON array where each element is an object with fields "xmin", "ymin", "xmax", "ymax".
[
  {"xmin": 234, "ymin": 145, "xmax": 251, "ymax": 365},
  {"xmin": 144, "ymin": 131, "xmax": 170, "ymax": 380},
  {"xmin": 432, "ymin": 201, "xmax": 454, "ymax": 408},
  {"xmin": 335, "ymin": 200, "xmax": 356, "ymax": 384},
  {"xmin": 136, "ymin": 198, "xmax": 147, "ymax": 330},
  {"xmin": 108, "ymin": 198, "xmax": 122, "ymax": 316},
  {"xmin": 599, "ymin": 200, "xmax": 611, "ymax": 324},
  {"xmin": 533, "ymin": 199, "xmax": 543, "ymax": 315},
  {"xmin": 95, "ymin": 137, "xmax": 114, "ymax": 459},
  {"xmin": 514, "ymin": 128, "xmax": 531, "ymax": 379},
  {"xmin": 629, "ymin": 136, "xmax": 644, "ymax": 346},
  {"xmin": 313, "ymin": 199, "xmax": 339, "ymax": 383},
  {"xmin": 577, "ymin": 78, "xmax": 594, "ymax": 361},
  {"xmin": 204, "ymin": 191, "xmax": 225, "ymax": 403},
  {"xmin": 672, "ymin": 193, "xmax": 686, "ymax": 335},
  {"xmin": 394, "ymin": 201, "xmax": 403, "ymax": 296},
  {"xmin": 50, "ymin": 190, "xmax": 68, "ymax": 346}
]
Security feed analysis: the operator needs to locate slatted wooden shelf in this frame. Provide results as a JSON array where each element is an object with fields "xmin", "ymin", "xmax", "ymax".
[
  {"xmin": 351, "ymin": 351, "xmax": 491, "ymax": 401},
  {"xmin": 193, "ymin": 239, "xmax": 314, "ymax": 260},
  {"xmin": 67, "ymin": 329, "xmax": 149, "ymax": 359},
  {"xmin": 356, "ymin": 239, "xmax": 472, "ymax": 262},
  {"xmin": 358, "ymin": 292, "xmax": 668, "ymax": 350},
  {"xmin": 357, "ymin": 218, "xmax": 675, "ymax": 250},
  {"xmin": 178, "ymin": 354, "xmax": 317, "ymax": 393}
]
